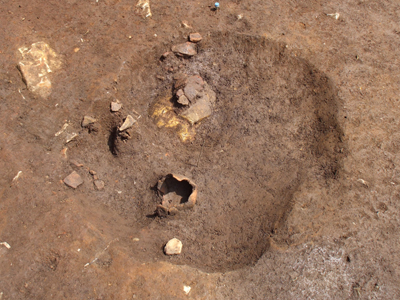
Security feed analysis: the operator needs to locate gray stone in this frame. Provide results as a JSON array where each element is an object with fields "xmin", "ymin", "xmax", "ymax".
[
  {"xmin": 64, "ymin": 171, "xmax": 83, "ymax": 189},
  {"xmin": 189, "ymin": 33, "xmax": 202, "ymax": 43},
  {"xmin": 179, "ymin": 83, "xmax": 216, "ymax": 125},
  {"xmin": 164, "ymin": 238, "xmax": 182, "ymax": 255},
  {"xmin": 176, "ymin": 89, "xmax": 184, "ymax": 97},
  {"xmin": 172, "ymin": 42, "xmax": 197, "ymax": 57},
  {"xmin": 94, "ymin": 180, "xmax": 105, "ymax": 190},
  {"xmin": 82, "ymin": 116, "xmax": 97, "ymax": 128},
  {"xmin": 183, "ymin": 75, "xmax": 204, "ymax": 102},
  {"xmin": 119, "ymin": 115, "xmax": 136, "ymax": 131},
  {"xmin": 111, "ymin": 101, "xmax": 122, "ymax": 112}
]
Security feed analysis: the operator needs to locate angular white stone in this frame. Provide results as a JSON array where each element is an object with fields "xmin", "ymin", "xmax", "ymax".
[{"xmin": 119, "ymin": 115, "xmax": 136, "ymax": 131}]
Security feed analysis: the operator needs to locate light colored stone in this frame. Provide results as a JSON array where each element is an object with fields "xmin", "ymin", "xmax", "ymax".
[
  {"xmin": 82, "ymin": 116, "xmax": 97, "ymax": 127},
  {"xmin": 18, "ymin": 42, "xmax": 62, "ymax": 98},
  {"xmin": 111, "ymin": 101, "xmax": 122, "ymax": 112},
  {"xmin": 178, "ymin": 95, "xmax": 189, "ymax": 106},
  {"xmin": 119, "ymin": 115, "xmax": 136, "ymax": 131},
  {"xmin": 172, "ymin": 42, "xmax": 197, "ymax": 57},
  {"xmin": 64, "ymin": 171, "xmax": 83, "ymax": 189},
  {"xmin": 164, "ymin": 238, "xmax": 182, "ymax": 255},
  {"xmin": 94, "ymin": 180, "xmax": 105, "ymax": 190}
]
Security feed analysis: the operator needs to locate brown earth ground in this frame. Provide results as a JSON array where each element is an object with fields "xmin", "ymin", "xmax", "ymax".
[{"xmin": 1, "ymin": 0, "xmax": 400, "ymax": 299}]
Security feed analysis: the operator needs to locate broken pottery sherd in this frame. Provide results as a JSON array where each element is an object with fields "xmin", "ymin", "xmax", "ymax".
[{"xmin": 156, "ymin": 174, "xmax": 198, "ymax": 216}]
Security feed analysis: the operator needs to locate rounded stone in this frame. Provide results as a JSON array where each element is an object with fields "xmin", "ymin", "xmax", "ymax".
[{"xmin": 164, "ymin": 238, "xmax": 182, "ymax": 255}]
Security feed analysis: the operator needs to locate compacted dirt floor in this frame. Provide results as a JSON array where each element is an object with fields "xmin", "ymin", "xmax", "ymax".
[{"xmin": 1, "ymin": 0, "xmax": 400, "ymax": 299}]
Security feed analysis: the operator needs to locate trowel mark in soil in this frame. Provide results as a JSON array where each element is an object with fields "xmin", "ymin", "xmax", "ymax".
[{"xmin": 69, "ymin": 32, "xmax": 345, "ymax": 272}]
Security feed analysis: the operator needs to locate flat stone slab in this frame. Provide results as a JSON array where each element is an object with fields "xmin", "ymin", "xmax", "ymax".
[
  {"xmin": 179, "ymin": 83, "xmax": 216, "ymax": 125},
  {"xmin": 64, "ymin": 171, "xmax": 83, "ymax": 189},
  {"xmin": 18, "ymin": 42, "xmax": 62, "ymax": 98},
  {"xmin": 172, "ymin": 42, "xmax": 197, "ymax": 57}
]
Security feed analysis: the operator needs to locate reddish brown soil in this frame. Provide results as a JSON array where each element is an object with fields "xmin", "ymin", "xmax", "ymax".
[{"xmin": 1, "ymin": 0, "xmax": 400, "ymax": 299}]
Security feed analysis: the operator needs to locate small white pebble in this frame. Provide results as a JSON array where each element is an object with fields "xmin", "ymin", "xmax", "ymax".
[{"xmin": 183, "ymin": 285, "xmax": 191, "ymax": 295}]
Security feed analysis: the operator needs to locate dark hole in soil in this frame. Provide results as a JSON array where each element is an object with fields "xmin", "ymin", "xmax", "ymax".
[
  {"xmin": 162, "ymin": 175, "xmax": 193, "ymax": 204},
  {"xmin": 107, "ymin": 126, "xmax": 119, "ymax": 156}
]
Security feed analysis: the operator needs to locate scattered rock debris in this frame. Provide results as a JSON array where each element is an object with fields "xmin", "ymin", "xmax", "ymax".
[
  {"xmin": 156, "ymin": 174, "xmax": 197, "ymax": 217},
  {"xmin": 164, "ymin": 238, "xmax": 182, "ymax": 255},
  {"xmin": 63, "ymin": 171, "xmax": 83, "ymax": 189},
  {"xmin": 150, "ymin": 72, "xmax": 215, "ymax": 141}
]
